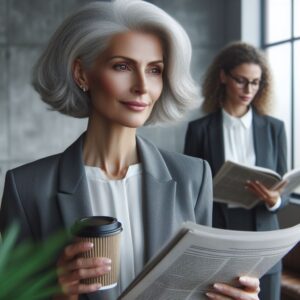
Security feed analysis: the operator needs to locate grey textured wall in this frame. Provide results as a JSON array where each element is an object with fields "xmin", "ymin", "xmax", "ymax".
[{"xmin": 0, "ymin": 0, "xmax": 242, "ymax": 197}]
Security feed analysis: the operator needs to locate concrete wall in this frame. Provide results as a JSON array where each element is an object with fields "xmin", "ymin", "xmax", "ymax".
[{"xmin": 0, "ymin": 0, "xmax": 242, "ymax": 197}]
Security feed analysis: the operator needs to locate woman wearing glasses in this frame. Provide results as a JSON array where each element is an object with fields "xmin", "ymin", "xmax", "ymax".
[{"xmin": 184, "ymin": 42, "xmax": 288, "ymax": 300}]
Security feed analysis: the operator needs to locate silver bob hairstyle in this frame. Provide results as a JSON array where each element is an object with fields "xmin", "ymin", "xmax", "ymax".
[{"xmin": 32, "ymin": 0, "xmax": 199, "ymax": 125}]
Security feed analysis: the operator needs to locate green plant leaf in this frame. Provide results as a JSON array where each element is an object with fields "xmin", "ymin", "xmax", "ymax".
[
  {"xmin": 0, "ymin": 222, "xmax": 19, "ymax": 272},
  {"xmin": 14, "ymin": 269, "xmax": 61, "ymax": 300},
  {"xmin": 0, "ymin": 224, "xmax": 70, "ymax": 299}
]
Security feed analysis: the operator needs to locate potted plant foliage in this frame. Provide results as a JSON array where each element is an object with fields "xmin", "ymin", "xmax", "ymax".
[{"xmin": 0, "ymin": 223, "xmax": 69, "ymax": 299}]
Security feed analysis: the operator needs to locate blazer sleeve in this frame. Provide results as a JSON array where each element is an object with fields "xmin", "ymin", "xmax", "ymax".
[
  {"xmin": 0, "ymin": 171, "xmax": 34, "ymax": 242},
  {"xmin": 194, "ymin": 159, "xmax": 213, "ymax": 227},
  {"xmin": 276, "ymin": 121, "xmax": 289, "ymax": 209},
  {"xmin": 276, "ymin": 121, "xmax": 288, "ymax": 176}
]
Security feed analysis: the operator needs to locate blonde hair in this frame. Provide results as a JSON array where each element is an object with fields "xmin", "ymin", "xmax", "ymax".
[
  {"xmin": 202, "ymin": 41, "xmax": 273, "ymax": 114},
  {"xmin": 32, "ymin": 0, "xmax": 199, "ymax": 125}
]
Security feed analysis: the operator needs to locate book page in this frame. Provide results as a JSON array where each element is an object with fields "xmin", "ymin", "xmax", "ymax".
[
  {"xmin": 119, "ymin": 222, "xmax": 300, "ymax": 300},
  {"xmin": 279, "ymin": 168, "xmax": 300, "ymax": 195}
]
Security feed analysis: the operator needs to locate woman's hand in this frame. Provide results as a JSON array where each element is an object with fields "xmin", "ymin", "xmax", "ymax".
[
  {"xmin": 206, "ymin": 276, "xmax": 260, "ymax": 299},
  {"xmin": 54, "ymin": 241, "xmax": 111, "ymax": 299},
  {"xmin": 245, "ymin": 180, "xmax": 287, "ymax": 208}
]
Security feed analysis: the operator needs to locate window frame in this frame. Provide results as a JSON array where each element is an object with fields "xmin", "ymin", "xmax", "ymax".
[{"xmin": 261, "ymin": 0, "xmax": 300, "ymax": 197}]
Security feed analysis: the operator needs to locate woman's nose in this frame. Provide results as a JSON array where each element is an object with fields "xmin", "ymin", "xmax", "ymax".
[
  {"xmin": 131, "ymin": 71, "xmax": 148, "ymax": 95},
  {"xmin": 244, "ymin": 82, "xmax": 252, "ymax": 93}
]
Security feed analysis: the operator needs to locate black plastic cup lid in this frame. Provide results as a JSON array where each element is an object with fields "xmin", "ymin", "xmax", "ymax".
[{"xmin": 72, "ymin": 216, "xmax": 122, "ymax": 237}]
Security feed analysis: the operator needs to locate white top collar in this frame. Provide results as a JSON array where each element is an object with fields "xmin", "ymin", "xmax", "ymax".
[{"xmin": 222, "ymin": 106, "xmax": 253, "ymax": 129}]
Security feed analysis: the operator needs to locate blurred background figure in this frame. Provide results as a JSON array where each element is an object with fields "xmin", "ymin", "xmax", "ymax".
[{"xmin": 184, "ymin": 41, "xmax": 288, "ymax": 300}]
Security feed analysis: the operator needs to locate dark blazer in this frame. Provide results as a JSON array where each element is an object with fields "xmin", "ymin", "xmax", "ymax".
[
  {"xmin": 0, "ymin": 133, "xmax": 212, "ymax": 300},
  {"xmin": 184, "ymin": 109, "xmax": 288, "ymax": 274}
]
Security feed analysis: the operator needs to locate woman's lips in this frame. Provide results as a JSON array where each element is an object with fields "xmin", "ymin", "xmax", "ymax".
[
  {"xmin": 120, "ymin": 101, "xmax": 149, "ymax": 112},
  {"xmin": 240, "ymin": 96, "xmax": 252, "ymax": 102}
]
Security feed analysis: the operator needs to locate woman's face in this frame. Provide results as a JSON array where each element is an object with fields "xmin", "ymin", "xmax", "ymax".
[
  {"xmin": 220, "ymin": 63, "xmax": 262, "ymax": 110},
  {"xmin": 85, "ymin": 31, "xmax": 164, "ymax": 128}
]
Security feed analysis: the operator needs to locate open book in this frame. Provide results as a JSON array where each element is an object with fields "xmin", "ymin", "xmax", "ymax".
[
  {"xmin": 119, "ymin": 222, "xmax": 300, "ymax": 300},
  {"xmin": 213, "ymin": 160, "xmax": 300, "ymax": 209}
]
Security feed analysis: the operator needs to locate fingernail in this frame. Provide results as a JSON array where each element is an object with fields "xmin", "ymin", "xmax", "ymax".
[
  {"xmin": 213, "ymin": 283, "xmax": 223, "ymax": 290},
  {"xmin": 206, "ymin": 292, "xmax": 215, "ymax": 299},
  {"xmin": 99, "ymin": 265, "xmax": 111, "ymax": 272},
  {"xmin": 239, "ymin": 276, "xmax": 247, "ymax": 283},
  {"xmin": 87, "ymin": 242, "xmax": 94, "ymax": 248},
  {"xmin": 103, "ymin": 258, "xmax": 112, "ymax": 264}
]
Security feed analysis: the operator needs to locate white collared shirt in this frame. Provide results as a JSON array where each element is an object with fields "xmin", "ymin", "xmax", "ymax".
[
  {"xmin": 84, "ymin": 164, "xmax": 144, "ymax": 293},
  {"xmin": 222, "ymin": 107, "xmax": 256, "ymax": 166},
  {"xmin": 222, "ymin": 107, "xmax": 280, "ymax": 210}
]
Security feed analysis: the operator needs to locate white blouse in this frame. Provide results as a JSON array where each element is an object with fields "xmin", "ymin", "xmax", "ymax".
[
  {"xmin": 84, "ymin": 164, "xmax": 144, "ymax": 293},
  {"xmin": 222, "ymin": 107, "xmax": 256, "ymax": 166}
]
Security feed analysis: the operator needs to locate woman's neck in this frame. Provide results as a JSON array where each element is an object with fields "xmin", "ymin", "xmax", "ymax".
[
  {"xmin": 223, "ymin": 102, "xmax": 249, "ymax": 118},
  {"xmin": 83, "ymin": 117, "xmax": 139, "ymax": 180}
]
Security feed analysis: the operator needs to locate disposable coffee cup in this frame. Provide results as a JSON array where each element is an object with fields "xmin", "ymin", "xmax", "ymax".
[{"xmin": 72, "ymin": 216, "xmax": 122, "ymax": 289}]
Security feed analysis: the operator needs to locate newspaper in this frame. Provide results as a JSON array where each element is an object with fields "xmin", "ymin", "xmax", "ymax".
[
  {"xmin": 119, "ymin": 222, "xmax": 300, "ymax": 300},
  {"xmin": 213, "ymin": 160, "xmax": 300, "ymax": 209}
]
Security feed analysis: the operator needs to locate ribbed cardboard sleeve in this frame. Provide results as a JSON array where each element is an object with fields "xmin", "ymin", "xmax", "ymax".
[{"xmin": 78, "ymin": 234, "xmax": 121, "ymax": 287}]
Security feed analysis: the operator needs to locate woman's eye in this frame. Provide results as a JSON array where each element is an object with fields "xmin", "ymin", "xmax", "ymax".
[
  {"xmin": 148, "ymin": 66, "xmax": 162, "ymax": 75},
  {"xmin": 113, "ymin": 64, "xmax": 130, "ymax": 71},
  {"xmin": 236, "ymin": 78, "xmax": 246, "ymax": 84}
]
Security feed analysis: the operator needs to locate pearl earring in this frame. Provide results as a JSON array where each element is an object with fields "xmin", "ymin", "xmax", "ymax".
[{"xmin": 80, "ymin": 85, "xmax": 87, "ymax": 92}]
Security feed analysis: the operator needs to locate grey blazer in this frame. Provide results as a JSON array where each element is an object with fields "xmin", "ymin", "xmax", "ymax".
[
  {"xmin": 184, "ymin": 109, "xmax": 288, "ymax": 274},
  {"xmin": 0, "ymin": 133, "xmax": 212, "ymax": 300}
]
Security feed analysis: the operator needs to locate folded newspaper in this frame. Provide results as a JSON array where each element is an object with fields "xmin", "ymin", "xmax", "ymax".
[
  {"xmin": 119, "ymin": 222, "xmax": 300, "ymax": 300},
  {"xmin": 213, "ymin": 160, "xmax": 300, "ymax": 209}
]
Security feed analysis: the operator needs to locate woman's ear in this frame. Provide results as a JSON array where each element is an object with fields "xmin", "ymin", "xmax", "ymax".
[
  {"xmin": 72, "ymin": 59, "xmax": 89, "ymax": 92},
  {"xmin": 219, "ymin": 69, "xmax": 226, "ymax": 84}
]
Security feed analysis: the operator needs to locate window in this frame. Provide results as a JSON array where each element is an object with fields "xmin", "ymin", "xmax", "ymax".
[{"xmin": 262, "ymin": 0, "xmax": 300, "ymax": 196}]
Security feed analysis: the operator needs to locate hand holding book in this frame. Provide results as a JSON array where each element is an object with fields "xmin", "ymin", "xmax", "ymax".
[
  {"xmin": 245, "ymin": 179, "xmax": 288, "ymax": 208},
  {"xmin": 206, "ymin": 276, "xmax": 260, "ymax": 299},
  {"xmin": 119, "ymin": 222, "xmax": 300, "ymax": 300},
  {"xmin": 213, "ymin": 161, "xmax": 300, "ymax": 209}
]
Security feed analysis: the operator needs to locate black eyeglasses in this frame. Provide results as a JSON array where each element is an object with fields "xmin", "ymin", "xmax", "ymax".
[{"xmin": 227, "ymin": 72, "xmax": 262, "ymax": 90}]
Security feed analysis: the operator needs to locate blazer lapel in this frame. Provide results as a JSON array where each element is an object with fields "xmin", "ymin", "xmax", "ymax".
[
  {"xmin": 57, "ymin": 133, "xmax": 93, "ymax": 231},
  {"xmin": 253, "ymin": 110, "xmax": 268, "ymax": 167},
  {"xmin": 136, "ymin": 136, "xmax": 177, "ymax": 261},
  {"xmin": 208, "ymin": 110, "xmax": 225, "ymax": 175}
]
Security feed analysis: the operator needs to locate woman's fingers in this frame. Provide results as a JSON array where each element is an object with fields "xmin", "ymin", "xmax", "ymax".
[
  {"xmin": 59, "ymin": 264, "xmax": 111, "ymax": 284},
  {"xmin": 246, "ymin": 180, "xmax": 279, "ymax": 206},
  {"xmin": 273, "ymin": 180, "xmax": 288, "ymax": 192},
  {"xmin": 206, "ymin": 277, "xmax": 260, "ymax": 300},
  {"xmin": 64, "ymin": 257, "xmax": 111, "ymax": 273},
  {"xmin": 208, "ymin": 283, "xmax": 259, "ymax": 300},
  {"xmin": 206, "ymin": 291, "xmax": 232, "ymax": 299},
  {"xmin": 56, "ymin": 241, "xmax": 112, "ymax": 296},
  {"xmin": 239, "ymin": 276, "xmax": 260, "ymax": 292},
  {"xmin": 246, "ymin": 180, "xmax": 267, "ymax": 197},
  {"xmin": 61, "ymin": 281, "xmax": 102, "ymax": 295},
  {"xmin": 59, "ymin": 242, "xmax": 94, "ymax": 263}
]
